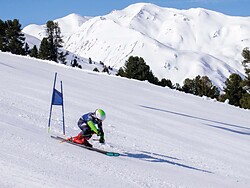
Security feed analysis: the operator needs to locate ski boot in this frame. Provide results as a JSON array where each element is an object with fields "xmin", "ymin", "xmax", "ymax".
[
  {"xmin": 82, "ymin": 139, "xmax": 93, "ymax": 148},
  {"xmin": 72, "ymin": 133, "xmax": 93, "ymax": 147}
]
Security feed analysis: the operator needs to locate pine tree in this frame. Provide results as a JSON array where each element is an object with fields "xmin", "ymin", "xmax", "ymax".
[
  {"xmin": 44, "ymin": 21, "xmax": 65, "ymax": 62},
  {"xmin": 39, "ymin": 38, "xmax": 50, "ymax": 60},
  {"xmin": 182, "ymin": 78, "xmax": 195, "ymax": 94},
  {"xmin": 199, "ymin": 76, "xmax": 220, "ymax": 98},
  {"xmin": 24, "ymin": 43, "xmax": 30, "ymax": 55},
  {"xmin": 71, "ymin": 58, "xmax": 78, "ymax": 67},
  {"xmin": 182, "ymin": 75, "xmax": 219, "ymax": 99},
  {"xmin": 119, "ymin": 56, "xmax": 149, "ymax": 81},
  {"xmin": 71, "ymin": 57, "xmax": 82, "ymax": 69},
  {"xmin": 30, "ymin": 45, "xmax": 38, "ymax": 58},
  {"xmin": 46, "ymin": 21, "xmax": 57, "ymax": 61},
  {"xmin": 159, "ymin": 78, "xmax": 174, "ymax": 89},
  {"xmin": 89, "ymin": 57, "xmax": 92, "ymax": 64},
  {"xmin": 102, "ymin": 66, "xmax": 109, "ymax": 74},
  {"xmin": 240, "ymin": 93, "xmax": 250, "ymax": 109},
  {"xmin": 58, "ymin": 50, "xmax": 68, "ymax": 64},
  {"xmin": 117, "ymin": 67, "xmax": 125, "ymax": 77},
  {"xmin": 193, "ymin": 75, "xmax": 201, "ymax": 96},
  {"xmin": 53, "ymin": 22, "xmax": 63, "ymax": 49},
  {"xmin": 147, "ymin": 70, "xmax": 159, "ymax": 85},
  {"xmin": 0, "ymin": 19, "xmax": 6, "ymax": 52},
  {"xmin": 117, "ymin": 56, "xmax": 166, "ymax": 86},
  {"xmin": 93, "ymin": 67, "xmax": 99, "ymax": 72},
  {"xmin": 220, "ymin": 73, "xmax": 246, "ymax": 106},
  {"xmin": 4, "ymin": 19, "xmax": 25, "ymax": 55},
  {"xmin": 175, "ymin": 83, "xmax": 182, "ymax": 91}
]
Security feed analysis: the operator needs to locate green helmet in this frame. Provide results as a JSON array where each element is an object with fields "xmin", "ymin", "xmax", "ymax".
[{"xmin": 95, "ymin": 109, "xmax": 106, "ymax": 121}]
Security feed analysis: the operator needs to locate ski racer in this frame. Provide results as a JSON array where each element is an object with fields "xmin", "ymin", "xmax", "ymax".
[{"xmin": 68, "ymin": 109, "xmax": 106, "ymax": 147}]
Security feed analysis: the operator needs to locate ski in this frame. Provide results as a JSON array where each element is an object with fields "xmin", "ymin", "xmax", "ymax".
[{"xmin": 51, "ymin": 136, "xmax": 120, "ymax": 157}]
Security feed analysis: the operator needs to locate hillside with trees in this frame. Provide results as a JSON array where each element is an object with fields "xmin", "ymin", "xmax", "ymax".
[{"xmin": 0, "ymin": 18, "xmax": 250, "ymax": 109}]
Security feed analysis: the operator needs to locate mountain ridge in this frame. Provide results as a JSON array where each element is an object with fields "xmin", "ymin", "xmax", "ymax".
[{"xmin": 22, "ymin": 3, "xmax": 250, "ymax": 89}]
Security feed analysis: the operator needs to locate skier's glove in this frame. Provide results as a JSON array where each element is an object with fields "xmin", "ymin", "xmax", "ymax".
[
  {"xmin": 97, "ymin": 130, "xmax": 102, "ymax": 136},
  {"xmin": 99, "ymin": 135, "xmax": 105, "ymax": 143}
]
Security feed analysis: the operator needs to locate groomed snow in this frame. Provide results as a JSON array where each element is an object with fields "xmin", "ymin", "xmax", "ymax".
[{"xmin": 0, "ymin": 51, "xmax": 250, "ymax": 188}]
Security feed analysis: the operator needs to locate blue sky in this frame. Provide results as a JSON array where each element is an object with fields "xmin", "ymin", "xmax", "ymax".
[{"xmin": 0, "ymin": 0, "xmax": 249, "ymax": 27}]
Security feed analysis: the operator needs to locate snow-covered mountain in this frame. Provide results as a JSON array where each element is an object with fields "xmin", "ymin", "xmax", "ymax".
[
  {"xmin": 1, "ymin": 51, "xmax": 250, "ymax": 187},
  {"xmin": 23, "ymin": 3, "xmax": 250, "ymax": 89},
  {"xmin": 22, "ymin": 13, "xmax": 91, "ymax": 40}
]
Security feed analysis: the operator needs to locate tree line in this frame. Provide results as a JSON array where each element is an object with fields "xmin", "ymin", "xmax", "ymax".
[
  {"xmin": 0, "ymin": 19, "xmax": 67, "ymax": 64},
  {"xmin": 1, "ymin": 19, "xmax": 250, "ymax": 109},
  {"xmin": 117, "ymin": 50, "xmax": 250, "ymax": 109},
  {"xmin": 0, "ymin": 19, "xmax": 112, "ymax": 71}
]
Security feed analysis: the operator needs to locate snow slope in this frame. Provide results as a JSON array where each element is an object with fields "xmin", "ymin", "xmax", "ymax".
[
  {"xmin": 0, "ymin": 51, "xmax": 250, "ymax": 187},
  {"xmin": 22, "ymin": 3, "xmax": 250, "ymax": 89}
]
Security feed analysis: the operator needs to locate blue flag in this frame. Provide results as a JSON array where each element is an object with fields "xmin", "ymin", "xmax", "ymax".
[
  {"xmin": 52, "ymin": 89, "xmax": 63, "ymax": 105},
  {"xmin": 48, "ymin": 73, "xmax": 66, "ymax": 135}
]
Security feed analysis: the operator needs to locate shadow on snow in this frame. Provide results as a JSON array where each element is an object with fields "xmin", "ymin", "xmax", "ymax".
[
  {"xmin": 203, "ymin": 123, "xmax": 250, "ymax": 135},
  {"xmin": 121, "ymin": 151, "xmax": 212, "ymax": 174},
  {"xmin": 139, "ymin": 105, "xmax": 250, "ymax": 136}
]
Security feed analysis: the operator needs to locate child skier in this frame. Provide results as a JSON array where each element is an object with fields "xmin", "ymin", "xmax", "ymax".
[{"xmin": 69, "ymin": 109, "xmax": 106, "ymax": 147}]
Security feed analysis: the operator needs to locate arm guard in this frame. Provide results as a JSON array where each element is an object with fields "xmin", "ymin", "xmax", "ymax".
[{"xmin": 87, "ymin": 120, "xmax": 98, "ymax": 134}]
